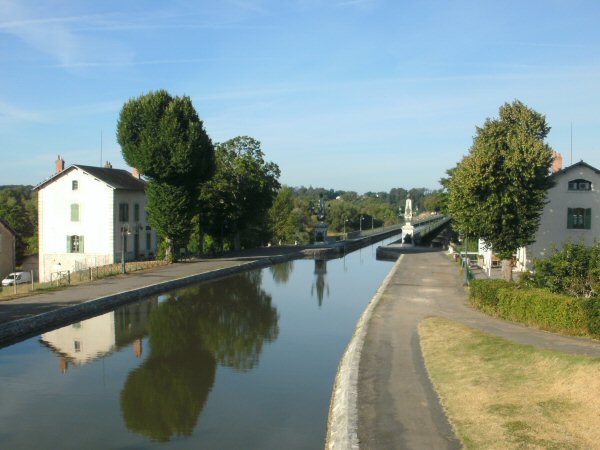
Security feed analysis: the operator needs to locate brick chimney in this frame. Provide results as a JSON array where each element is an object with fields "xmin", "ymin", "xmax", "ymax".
[
  {"xmin": 552, "ymin": 151, "xmax": 563, "ymax": 173},
  {"xmin": 132, "ymin": 167, "xmax": 140, "ymax": 179},
  {"xmin": 55, "ymin": 155, "xmax": 65, "ymax": 174}
]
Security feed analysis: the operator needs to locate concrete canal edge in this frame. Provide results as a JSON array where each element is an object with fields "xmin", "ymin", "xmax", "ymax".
[
  {"xmin": 325, "ymin": 254, "xmax": 404, "ymax": 450},
  {"xmin": 0, "ymin": 252, "xmax": 301, "ymax": 347}
]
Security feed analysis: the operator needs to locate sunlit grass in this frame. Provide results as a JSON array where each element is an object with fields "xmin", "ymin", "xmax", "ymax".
[{"xmin": 419, "ymin": 317, "xmax": 600, "ymax": 449}]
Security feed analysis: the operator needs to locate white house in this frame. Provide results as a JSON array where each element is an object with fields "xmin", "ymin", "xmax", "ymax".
[
  {"xmin": 35, "ymin": 156, "xmax": 157, "ymax": 282},
  {"xmin": 516, "ymin": 158, "xmax": 600, "ymax": 270},
  {"xmin": 40, "ymin": 297, "xmax": 159, "ymax": 372}
]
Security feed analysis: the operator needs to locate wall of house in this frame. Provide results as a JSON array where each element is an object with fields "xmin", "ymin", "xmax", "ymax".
[
  {"xmin": 40, "ymin": 312, "xmax": 116, "ymax": 366},
  {"xmin": 38, "ymin": 168, "xmax": 114, "ymax": 282},
  {"xmin": 0, "ymin": 224, "xmax": 15, "ymax": 278},
  {"xmin": 519, "ymin": 165, "xmax": 600, "ymax": 269},
  {"xmin": 113, "ymin": 190, "xmax": 157, "ymax": 262}
]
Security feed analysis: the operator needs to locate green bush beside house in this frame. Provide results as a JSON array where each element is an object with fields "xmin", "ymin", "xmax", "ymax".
[{"xmin": 469, "ymin": 279, "xmax": 600, "ymax": 339}]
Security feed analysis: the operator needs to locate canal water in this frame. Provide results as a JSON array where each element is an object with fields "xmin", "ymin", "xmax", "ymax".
[{"xmin": 0, "ymin": 236, "xmax": 399, "ymax": 449}]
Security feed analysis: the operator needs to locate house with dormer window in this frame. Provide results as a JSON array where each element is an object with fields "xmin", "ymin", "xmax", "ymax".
[
  {"xmin": 34, "ymin": 156, "xmax": 157, "ymax": 282},
  {"xmin": 516, "ymin": 158, "xmax": 600, "ymax": 270}
]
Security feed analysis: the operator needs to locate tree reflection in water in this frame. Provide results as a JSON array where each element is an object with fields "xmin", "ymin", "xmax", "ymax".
[
  {"xmin": 269, "ymin": 260, "xmax": 294, "ymax": 285},
  {"xmin": 120, "ymin": 271, "xmax": 279, "ymax": 442}
]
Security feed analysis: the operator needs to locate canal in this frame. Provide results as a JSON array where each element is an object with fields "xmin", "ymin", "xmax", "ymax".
[{"xmin": 0, "ymin": 236, "xmax": 399, "ymax": 449}]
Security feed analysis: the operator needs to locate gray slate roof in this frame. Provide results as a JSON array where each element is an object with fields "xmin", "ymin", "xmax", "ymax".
[
  {"xmin": 35, "ymin": 165, "xmax": 146, "ymax": 191},
  {"xmin": 553, "ymin": 160, "xmax": 600, "ymax": 177},
  {"xmin": 75, "ymin": 165, "xmax": 146, "ymax": 190}
]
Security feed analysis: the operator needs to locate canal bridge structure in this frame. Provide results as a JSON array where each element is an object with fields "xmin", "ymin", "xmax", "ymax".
[{"xmin": 376, "ymin": 214, "xmax": 451, "ymax": 259}]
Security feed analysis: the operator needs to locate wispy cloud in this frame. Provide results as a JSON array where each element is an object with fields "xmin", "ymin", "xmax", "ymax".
[
  {"xmin": 224, "ymin": 0, "xmax": 270, "ymax": 15},
  {"xmin": 0, "ymin": 0, "xmax": 132, "ymax": 69},
  {"xmin": 337, "ymin": 0, "xmax": 375, "ymax": 7},
  {"xmin": 0, "ymin": 100, "xmax": 47, "ymax": 124}
]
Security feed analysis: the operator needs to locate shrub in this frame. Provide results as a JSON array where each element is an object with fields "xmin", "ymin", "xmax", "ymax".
[
  {"xmin": 496, "ymin": 288, "xmax": 600, "ymax": 338},
  {"xmin": 585, "ymin": 297, "xmax": 600, "ymax": 336},
  {"xmin": 527, "ymin": 241, "xmax": 600, "ymax": 298},
  {"xmin": 469, "ymin": 279, "xmax": 513, "ymax": 311},
  {"xmin": 470, "ymin": 280, "xmax": 600, "ymax": 339}
]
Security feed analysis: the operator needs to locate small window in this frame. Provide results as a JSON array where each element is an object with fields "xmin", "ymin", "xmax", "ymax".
[
  {"xmin": 70, "ymin": 204, "xmax": 79, "ymax": 222},
  {"xmin": 119, "ymin": 203, "xmax": 129, "ymax": 222},
  {"xmin": 567, "ymin": 208, "xmax": 591, "ymax": 229},
  {"xmin": 74, "ymin": 341, "xmax": 81, "ymax": 352},
  {"xmin": 67, "ymin": 235, "xmax": 84, "ymax": 253},
  {"xmin": 72, "ymin": 180, "xmax": 78, "ymax": 190},
  {"xmin": 146, "ymin": 232, "xmax": 151, "ymax": 251},
  {"xmin": 134, "ymin": 204, "xmax": 140, "ymax": 222},
  {"xmin": 568, "ymin": 179, "xmax": 592, "ymax": 191}
]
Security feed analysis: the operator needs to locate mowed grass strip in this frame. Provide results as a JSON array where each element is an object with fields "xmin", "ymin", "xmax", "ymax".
[{"xmin": 419, "ymin": 317, "xmax": 600, "ymax": 450}]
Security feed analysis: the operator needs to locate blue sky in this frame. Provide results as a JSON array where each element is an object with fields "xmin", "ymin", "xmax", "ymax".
[{"xmin": 1, "ymin": 0, "xmax": 599, "ymax": 193}]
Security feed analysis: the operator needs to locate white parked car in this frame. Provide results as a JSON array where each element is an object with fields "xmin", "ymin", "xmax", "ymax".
[{"xmin": 1, "ymin": 272, "xmax": 32, "ymax": 286}]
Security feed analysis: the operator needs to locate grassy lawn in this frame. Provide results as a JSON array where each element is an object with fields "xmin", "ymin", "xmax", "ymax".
[{"xmin": 419, "ymin": 317, "xmax": 600, "ymax": 449}]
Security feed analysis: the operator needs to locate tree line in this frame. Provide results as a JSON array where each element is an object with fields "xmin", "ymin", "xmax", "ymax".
[
  {"xmin": 117, "ymin": 90, "xmax": 445, "ymax": 257},
  {"xmin": 1, "ymin": 89, "xmax": 444, "ymax": 264}
]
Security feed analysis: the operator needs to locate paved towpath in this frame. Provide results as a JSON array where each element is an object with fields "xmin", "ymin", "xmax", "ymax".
[
  {"xmin": 0, "ymin": 246, "xmax": 305, "ymax": 326},
  {"xmin": 332, "ymin": 249, "xmax": 600, "ymax": 450}
]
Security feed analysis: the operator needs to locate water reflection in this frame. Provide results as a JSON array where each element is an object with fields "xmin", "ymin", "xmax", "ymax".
[
  {"xmin": 120, "ymin": 271, "xmax": 279, "ymax": 442},
  {"xmin": 39, "ymin": 298, "xmax": 159, "ymax": 373},
  {"xmin": 311, "ymin": 259, "xmax": 329, "ymax": 307},
  {"xmin": 269, "ymin": 260, "xmax": 294, "ymax": 284}
]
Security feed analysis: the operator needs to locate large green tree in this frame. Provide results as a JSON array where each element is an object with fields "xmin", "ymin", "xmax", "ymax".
[
  {"xmin": 446, "ymin": 100, "xmax": 555, "ymax": 280},
  {"xmin": 0, "ymin": 186, "xmax": 37, "ymax": 262},
  {"xmin": 269, "ymin": 187, "xmax": 295, "ymax": 244},
  {"xmin": 117, "ymin": 90, "xmax": 215, "ymax": 259},
  {"xmin": 199, "ymin": 136, "xmax": 280, "ymax": 250}
]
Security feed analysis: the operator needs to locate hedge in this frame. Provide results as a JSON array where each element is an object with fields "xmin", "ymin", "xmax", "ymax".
[
  {"xmin": 469, "ymin": 279, "xmax": 514, "ymax": 312},
  {"xmin": 469, "ymin": 280, "xmax": 600, "ymax": 339}
]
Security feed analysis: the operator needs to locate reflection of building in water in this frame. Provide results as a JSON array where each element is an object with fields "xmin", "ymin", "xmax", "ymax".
[
  {"xmin": 311, "ymin": 259, "xmax": 329, "ymax": 307},
  {"xmin": 39, "ymin": 298, "xmax": 158, "ymax": 373}
]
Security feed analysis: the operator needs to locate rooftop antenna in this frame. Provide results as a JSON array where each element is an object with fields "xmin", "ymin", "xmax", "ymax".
[
  {"xmin": 100, "ymin": 129, "xmax": 103, "ymax": 167},
  {"xmin": 570, "ymin": 122, "xmax": 573, "ymax": 165}
]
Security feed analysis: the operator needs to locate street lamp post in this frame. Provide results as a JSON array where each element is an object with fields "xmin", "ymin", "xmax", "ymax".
[
  {"xmin": 121, "ymin": 225, "xmax": 131, "ymax": 274},
  {"xmin": 463, "ymin": 236, "xmax": 469, "ymax": 286},
  {"xmin": 359, "ymin": 215, "xmax": 364, "ymax": 233},
  {"xmin": 343, "ymin": 218, "xmax": 348, "ymax": 239}
]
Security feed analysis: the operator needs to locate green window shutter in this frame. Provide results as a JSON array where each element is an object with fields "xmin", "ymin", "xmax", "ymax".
[
  {"xmin": 71, "ymin": 204, "xmax": 79, "ymax": 221},
  {"xmin": 79, "ymin": 235, "xmax": 85, "ymax": 253},
  {"xmin": 584, "ymin": 208, "xmax": 592, "ymax": 229},
  {"xmin": 67, "ymin": 235, "xmax": 72, "ymax": 253},
  {"xmin": 567, "ymin": 208, "xmax": 574, "ymax": 229}
]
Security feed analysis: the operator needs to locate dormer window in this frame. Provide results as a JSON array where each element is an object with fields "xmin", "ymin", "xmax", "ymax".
[
  {"xmin": 568, "ymin": 179, "xmax": 591, "ymax": 191},
  {"xmin": 72, "ymin": 180, "xmax": 78, "ymax": 190}
]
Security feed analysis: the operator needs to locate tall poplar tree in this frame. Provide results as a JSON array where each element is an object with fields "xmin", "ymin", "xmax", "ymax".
[
  {"xmin": 446, "ymin": 100, "xmax": 555, "ymax": 280},
  {"xmin": 117, "ymin": 90, "xmax": 215, "ymax": 260}
]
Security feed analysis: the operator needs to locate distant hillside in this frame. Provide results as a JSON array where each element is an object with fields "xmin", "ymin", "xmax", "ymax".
[{"xmin": 0, "ymin": 185, "xmax": 33, "ymax": 190}]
